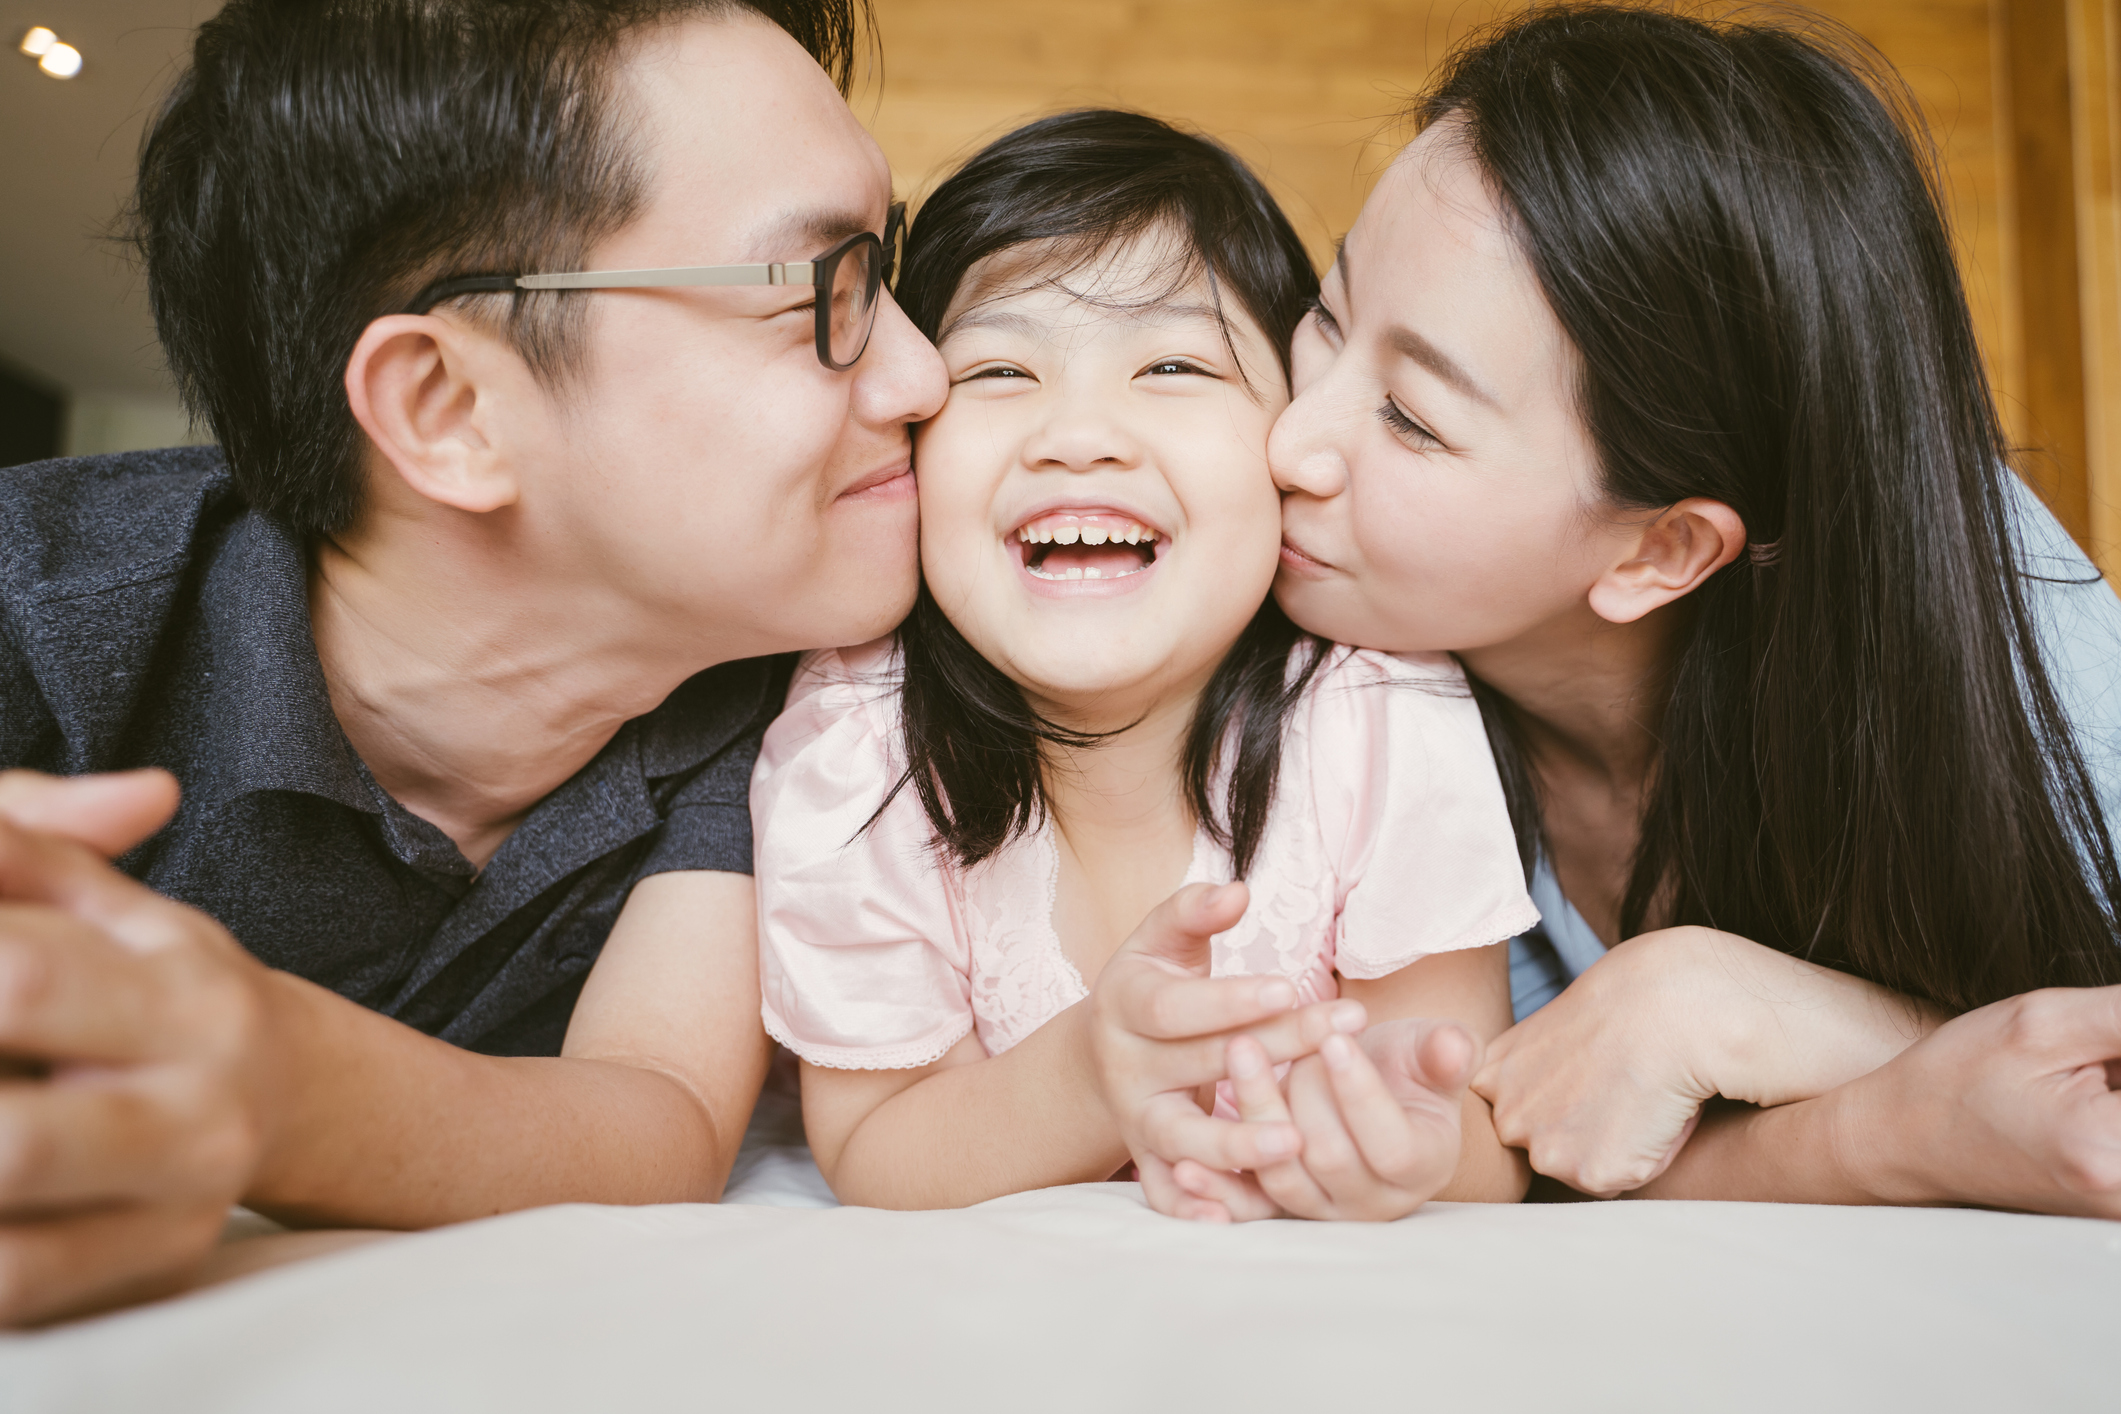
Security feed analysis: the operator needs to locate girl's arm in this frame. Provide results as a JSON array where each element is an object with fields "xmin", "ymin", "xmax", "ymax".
[
  {"xmin": 802, "ymin": 1003, "xmax": 1126, "ymax": 1210},
  {"xmin": 805, "ymin": 883, "xmax": 1366, "ymax": 1211},
  {"xmin": 1341, "ymin": 941, "xmax": 1526, "ymax": 1202},
  {"xmin": 1166, "ymin": 942, "xmax": 1525, "ymax": 1221},
  {"xmin": 1470, "ymin": 926, "xmax": 1943, "ymax": 1197}
]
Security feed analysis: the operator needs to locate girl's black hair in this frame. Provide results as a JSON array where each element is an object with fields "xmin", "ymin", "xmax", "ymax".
[
  {"xmin": 890, "ymin": 109, "xmax": 1323, "ymax": 877},
  {"xmin": 1422, "ymin": 5, "xmax": 2121, "ymax": 1010}
]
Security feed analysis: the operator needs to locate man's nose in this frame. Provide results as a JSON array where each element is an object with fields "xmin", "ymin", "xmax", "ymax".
[{"xmin": 852, "ymin": 290, "xmax": 947, "ymax": 428}]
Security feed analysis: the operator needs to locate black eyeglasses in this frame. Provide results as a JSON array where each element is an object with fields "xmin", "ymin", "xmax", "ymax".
[{"xmin": 401, "ymin": 201, "xmax": 905, "ymax": 371}]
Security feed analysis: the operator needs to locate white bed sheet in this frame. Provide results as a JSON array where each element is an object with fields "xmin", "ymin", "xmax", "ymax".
[{"xmin": 4, "ymin": 1183, "xmax": 2116, "ymax": 1414}]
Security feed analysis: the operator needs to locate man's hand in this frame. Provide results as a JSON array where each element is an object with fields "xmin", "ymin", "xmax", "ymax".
[
  {"xmin": 1472, "ymin": 927, "xmax": 1937, "ymax": 1197},
  {"xmin": 1840, "ymin": 985, "xmax": 2121, "ymax": 1217},
  {"xmin": 1086, "ymin": 882, "xmax": 1364, "ymax": 1220},
  {"xmin": 0, "ymin": 769, "xmax": 181, "ymax": 858},
  {"xmin": 0, "ymin": 770, "xmax": 277, "ymax": 1326},
  {"xmin": 1171, "ymin": 1019, "xmax": 1479, "ymax": 1221}
]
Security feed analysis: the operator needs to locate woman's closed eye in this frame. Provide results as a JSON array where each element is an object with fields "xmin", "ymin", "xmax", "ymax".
[
  {"xmin": 1378, "ymin": 395, "xmax": 1443, "ymax": 448},
  {"xmin": 1305, "ymin": 295, "xmax": 1344, "ymax": 344}
]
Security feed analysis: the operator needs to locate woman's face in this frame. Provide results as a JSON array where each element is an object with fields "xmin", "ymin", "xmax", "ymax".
[
  {"xmin": 1269, "ymin": 125, "xmax": 1625, "ymax": 654},
  {"xmin": 915, "ymin": 233, "xmax": 1287, "ymax": 720}
]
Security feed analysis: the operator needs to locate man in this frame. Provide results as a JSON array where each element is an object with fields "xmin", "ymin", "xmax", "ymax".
[{"xmin": 0, "ymin": 0, "xmax": 943, "ymax": 1322}]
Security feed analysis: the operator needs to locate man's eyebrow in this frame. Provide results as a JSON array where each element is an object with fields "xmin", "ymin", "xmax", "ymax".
[
  {"xmin": 740, "ymin": 206, "xmax": 878, "ymax": 262},
  {"xmin": 1388, "ymin": 325, "xmax": 1499, "ymax": 409}
]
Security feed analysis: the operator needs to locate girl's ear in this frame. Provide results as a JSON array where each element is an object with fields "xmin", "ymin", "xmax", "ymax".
[
  {"xmin": 344, "ymin": 313, "xmax": 523, "ymax": 515},
  {"xmin": 1586, "ymin": 497, "xmax": 1748, "ymax": 625}
]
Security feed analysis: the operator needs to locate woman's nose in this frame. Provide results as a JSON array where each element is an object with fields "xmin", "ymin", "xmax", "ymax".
[{"xmin": 1268, "ymin": 380, "xmax": 1352, "ymax": 499}]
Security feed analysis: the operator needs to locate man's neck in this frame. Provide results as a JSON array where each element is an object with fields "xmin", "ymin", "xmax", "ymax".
[{"xmin": 308, "ymin": 519, "xmax": 714, "ymax": 869}]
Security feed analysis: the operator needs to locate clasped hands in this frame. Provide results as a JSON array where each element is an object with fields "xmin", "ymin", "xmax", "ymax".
[{"xmin": 1086, "ymin": 881, "xmax": 1482, "ymax": 1223}]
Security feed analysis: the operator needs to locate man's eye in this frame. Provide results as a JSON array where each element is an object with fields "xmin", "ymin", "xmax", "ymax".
[{"xmin": 1377, "ymin": 397, "xmax": 1441, "ymax": 448}]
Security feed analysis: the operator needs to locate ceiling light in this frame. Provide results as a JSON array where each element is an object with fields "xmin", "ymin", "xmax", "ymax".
[
  {"xmin": 37, "ymin": 42, "xmax": 80, "ymax": 78},
  {"xmin": 18, "ymin": 26, "xmax": 56, "ymax": 57}
]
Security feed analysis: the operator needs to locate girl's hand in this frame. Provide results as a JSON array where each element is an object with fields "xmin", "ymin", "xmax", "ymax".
[
  {"xmin": 1170, "ymin": 1020, "xmax": 1478, "ymax": 1221},
  {"xmin": 1087, "ymin": 882, "xmax": 1365, "ymax": 1220},
  {"xmin": 1472, "ymin": 926, "xmax": 1942, "ymax": 1197}
]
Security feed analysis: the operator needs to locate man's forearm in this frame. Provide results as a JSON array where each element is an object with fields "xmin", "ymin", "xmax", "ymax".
[
  {"xmin": 245, "ymin": 971, "xmax": 754, "ymax": 1228},
  {"xmin": 822, "ymin": 1006, "xmax": 1128, "ymax": 1210}
]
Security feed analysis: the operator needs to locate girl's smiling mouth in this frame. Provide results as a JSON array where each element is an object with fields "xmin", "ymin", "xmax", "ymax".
[{"xmin": 1009, "ymin": 509, "xmax": 1167, "ymax": 592}]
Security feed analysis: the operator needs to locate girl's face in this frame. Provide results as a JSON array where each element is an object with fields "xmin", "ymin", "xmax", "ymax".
[
  {"xmin": 917, "ymin": 234, "xmax": 1287, "ymax": 717},
  {"xmin": 1268, "ymin": 125, "xmax": 1624, "ymax": 655}
]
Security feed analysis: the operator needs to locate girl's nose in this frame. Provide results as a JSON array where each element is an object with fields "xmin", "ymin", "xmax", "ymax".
[{"xmin": 1021, "ymin": 393, "xmax": 1143, "ymax": 474}]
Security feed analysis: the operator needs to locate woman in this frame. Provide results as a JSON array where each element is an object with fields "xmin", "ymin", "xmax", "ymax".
[{"xmin": 1145, "ymin": 2, "xmax": 2121, "ymax": 1219}]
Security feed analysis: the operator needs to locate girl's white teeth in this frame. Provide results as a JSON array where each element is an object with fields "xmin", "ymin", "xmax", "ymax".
[
  {"xmin": 1015, "ymin": 520, "xmax": 1157, "ymax": 545},
  {"xmin": 1026, "ymin": 561, "xmax": 1140, "ymax": 581}
]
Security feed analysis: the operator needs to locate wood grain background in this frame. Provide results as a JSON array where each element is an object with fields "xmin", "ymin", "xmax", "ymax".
[{"xmin": 856, "ymin": 1, "xmax": 2121, "ymax": 576}]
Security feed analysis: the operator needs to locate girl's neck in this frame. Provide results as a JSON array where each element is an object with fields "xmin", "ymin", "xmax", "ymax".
[{"xmin": 1033, "ymin": 673, "xmax": 1207, "ymax": 844}]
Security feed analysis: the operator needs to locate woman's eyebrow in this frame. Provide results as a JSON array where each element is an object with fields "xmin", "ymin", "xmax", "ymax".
[{"xmin": 1387, "ymin": 325, "xmax": 1499, "ymax": 409}]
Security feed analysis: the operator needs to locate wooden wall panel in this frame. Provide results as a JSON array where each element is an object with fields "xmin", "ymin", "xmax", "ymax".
[
  {"xmin": 862, "ymin": 1, "xmax": 2016, "ymax": 450},
  {"xmin": 2068, "ymin": 0, "xmax": 2121, "ymax": 571},
  {"xmin": 862, "ymin": 0, "xmax": 2113, "ymax": 568}
]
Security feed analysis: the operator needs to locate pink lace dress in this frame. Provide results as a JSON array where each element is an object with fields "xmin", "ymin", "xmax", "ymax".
[{"xmin": 752, "ymin": 639, "xmax": 1539, "ymax": 1093}]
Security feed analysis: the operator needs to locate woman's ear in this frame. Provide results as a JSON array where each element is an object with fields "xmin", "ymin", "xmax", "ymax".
[
  {"xmin": 344, "ymin": 314, "xmax": 523, "ymax": 515},
  {"xmin": 1586, "ymin": 497, "xmax": 1747, "ymax": 625}
]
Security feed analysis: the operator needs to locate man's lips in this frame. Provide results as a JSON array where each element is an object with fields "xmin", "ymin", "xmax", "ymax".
[{"xmin": 838, "ymin": 462, "xmax": 915, "ymax": 500}]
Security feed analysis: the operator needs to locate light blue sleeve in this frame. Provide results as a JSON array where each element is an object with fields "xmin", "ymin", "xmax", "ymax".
[{"xmin": 2007, "ymin": 475, "xmax": 2121, "ymax": 832}]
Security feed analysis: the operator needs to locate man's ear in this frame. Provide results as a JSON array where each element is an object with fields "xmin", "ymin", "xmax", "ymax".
[
  {"xmin": 1586, "ymin": 497, "xmax": 1748, "ymax": 625},
  {"xmin": 344, "ymin": 314, "xmax": 523, "ymax": 514}
]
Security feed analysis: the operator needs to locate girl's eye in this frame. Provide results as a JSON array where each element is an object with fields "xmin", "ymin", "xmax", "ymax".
[
  {"xmin": 961, "ymin": 365, "xmax": 1031, "ymax": 381},
  {"xmin": 1377, "ymin": 396, "xmax": 1442, "ymax": 448},
  {"xmin": 1143, "ymin": 358, "xmax": 1211, "ymax": 377}
]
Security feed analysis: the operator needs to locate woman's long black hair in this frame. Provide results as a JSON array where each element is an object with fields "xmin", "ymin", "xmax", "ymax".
[
  {"xmin": 1425, "ymin": 5, "xmax": 2121, "ymax": 1010},
  {"xmin": 890, "ymin": 110, "xmax": 1324, "ymax": 877}
]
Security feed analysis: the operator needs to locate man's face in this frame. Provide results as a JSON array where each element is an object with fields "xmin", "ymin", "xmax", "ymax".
[{"xmin": 522, "ymin": 13, "xmax": 945, "ymax": 661}]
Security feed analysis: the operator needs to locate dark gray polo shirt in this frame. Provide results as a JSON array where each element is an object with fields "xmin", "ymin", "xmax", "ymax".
[{"xmin": 0, "ymin": 446, "xmax": 790, "ymax": 1056}]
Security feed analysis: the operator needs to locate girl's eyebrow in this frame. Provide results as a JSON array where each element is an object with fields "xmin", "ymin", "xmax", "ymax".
[{"xmin": 942, "ymin": 301, "xmax": 1227, "ymax": 342}]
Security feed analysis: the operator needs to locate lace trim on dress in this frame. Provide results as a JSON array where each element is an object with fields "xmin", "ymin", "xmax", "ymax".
[
  {"xmin": 761, "ymin": 1009, "xmax": 976, "ymax": 1071},
  {"xmin": 1331, "ymin": 896, "xmax": 1545, "ymax": 980}
]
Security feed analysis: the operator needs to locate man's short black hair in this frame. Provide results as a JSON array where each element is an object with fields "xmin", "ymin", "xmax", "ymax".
[{"xmin": 131, "ymin": 0, "xmax": 871, "ymax": 537}]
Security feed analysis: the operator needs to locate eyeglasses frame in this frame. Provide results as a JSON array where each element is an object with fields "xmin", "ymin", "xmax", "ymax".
[{"xmin": 399, "ymin": 201, "xmax": 906, "ymax": 372}]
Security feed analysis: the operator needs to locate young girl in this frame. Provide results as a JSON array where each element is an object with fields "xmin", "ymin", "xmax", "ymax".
[{"xmin": 752, "ymin": 110, "xmax": 1537, "ymax": 1219}]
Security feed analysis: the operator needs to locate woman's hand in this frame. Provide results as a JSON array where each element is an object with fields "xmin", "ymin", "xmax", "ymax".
[
  {"xmin": 1473, "ymin": 926, "xmax": 1941, "ymax": 1197},
  {"xmin": 1086, "ymin": 881, "xmax": 1364, "ymax": 1219},
  {"xmin": 1169, "ymin": 1019, "xmax": 1478, "ymax": 1221},
  {"xmin": 1828, "ymin": 985, "xmax": 2121, "ymax": 1216}
]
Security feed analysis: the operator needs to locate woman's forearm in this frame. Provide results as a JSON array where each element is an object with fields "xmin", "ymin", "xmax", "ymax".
[
  {"xmin": 819, "ymin": 1004, "xmax": 1130, "ymax": 1209},
  {"xmin": 1623, "ymin": 1092, "xmax": 1886, "ymax": 1204}
]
